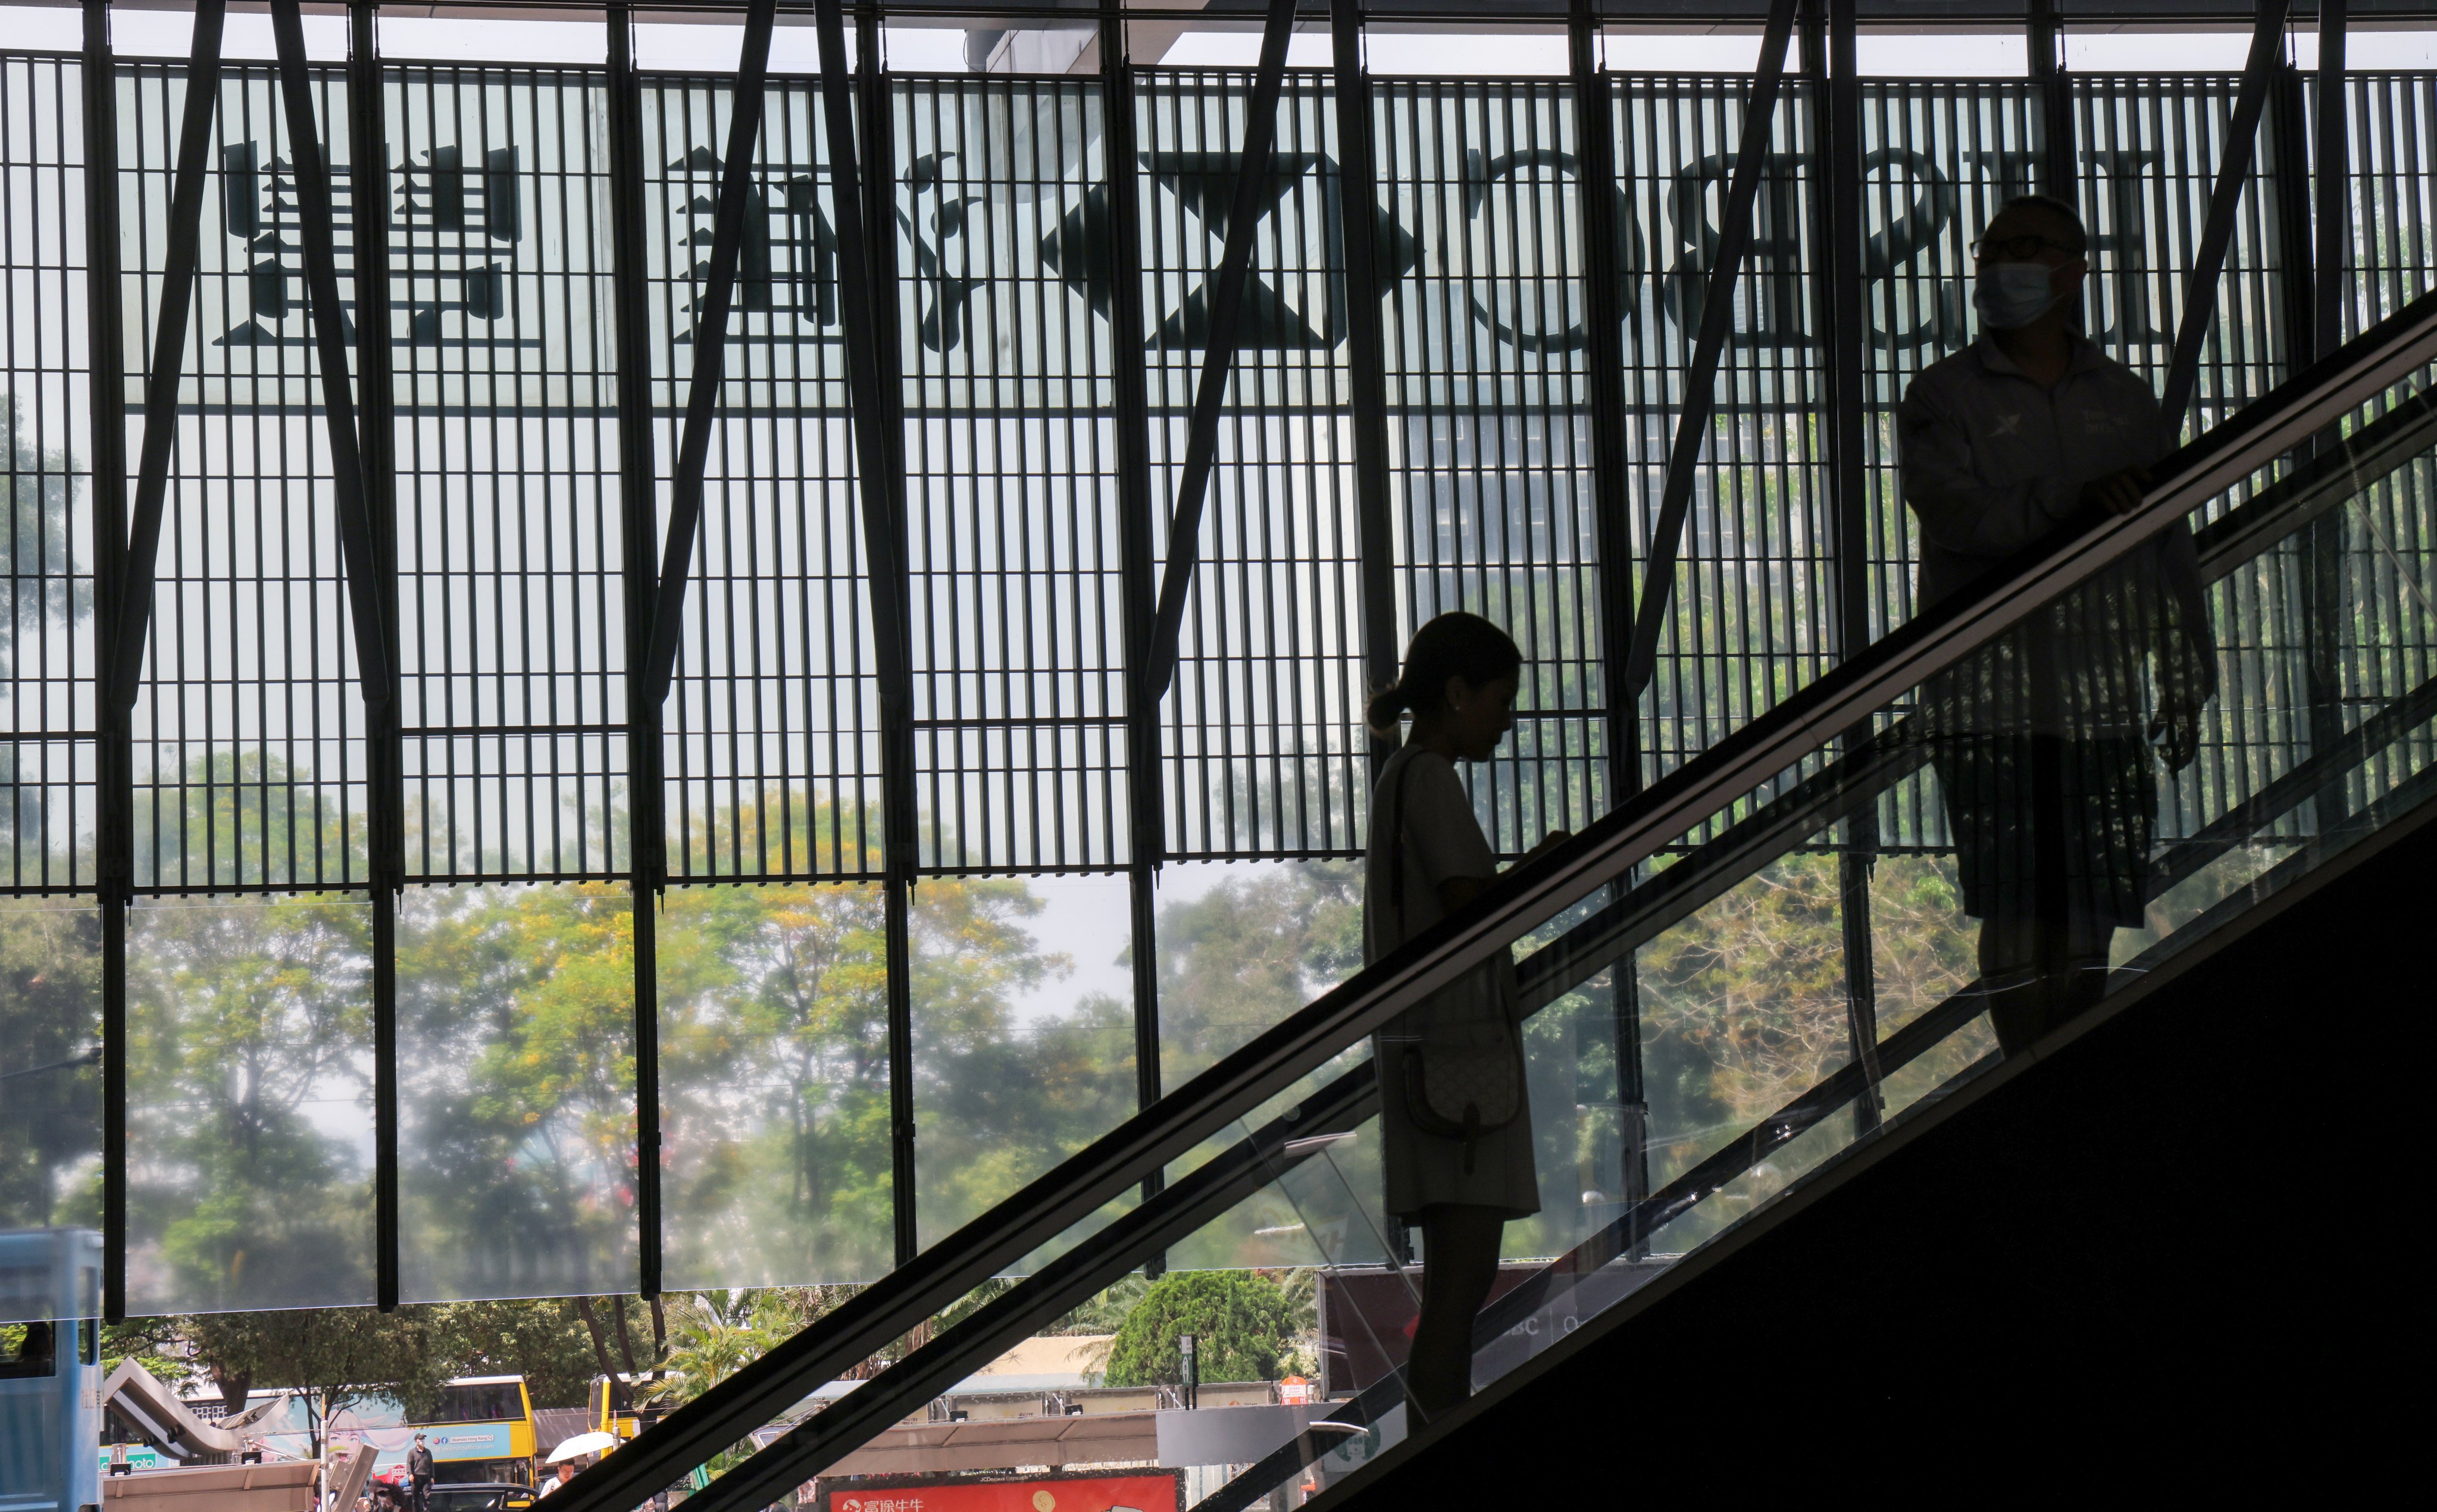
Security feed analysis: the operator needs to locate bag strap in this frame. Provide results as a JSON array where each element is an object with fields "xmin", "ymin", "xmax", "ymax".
[{"xmin": 1388, "ymin": 755, "xmax": 1412, "ymax": 925}]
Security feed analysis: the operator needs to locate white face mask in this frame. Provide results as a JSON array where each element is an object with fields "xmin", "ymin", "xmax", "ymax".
[{"xmin": 1973, "ymin": 261, "xmax": 2066, "ymax": 330}]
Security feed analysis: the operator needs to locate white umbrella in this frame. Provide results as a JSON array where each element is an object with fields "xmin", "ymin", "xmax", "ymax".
[{"xmin": 545, "ymin": 1432, "xmax": 621, "ymax": 1464}]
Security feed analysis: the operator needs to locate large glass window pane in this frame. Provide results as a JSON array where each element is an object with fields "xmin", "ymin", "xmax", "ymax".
[
  {"xmin": 397, "ymin": 882, "xmax": 636, "ymax": 1301},
  {"xmin": 124, "ymin": 64, "xmax": 368, "ymax": 892},
  {"xmin": 911, "ymin": 871, "xmax": 1135, "ymax": 1250},
  {"xmin": 126, "ymin": 894, "xmax": 374, "ymax": 1314},
  {"xmin": 1615, "ymin": 77, "xmax": 1834, "ymax": 785},
  {"xmin": 0, "ymin": 899, "xmax": 102, "ymax": 1256},
  {"xmin": 3, "ymin": 51, "xmax": 97, "ymax": 893},
  {"xmin": 659, "ymin": 881, "xmax": 895, "ymax": 1289},
  {"xmin": 391, "ymin": 65, "xmax": 628, "ymax": 883},
  {"xmin": 649, "ymin": 76, "xmax": 883, "ymax": 885},
  {"xmin": 1378, "ymin": 80, "xmax": 1607, "ymax": 853},
  {"xmin": 1141, "ymin": 70, "xmax": 1366, "ymax": 862},
  {"xmin": 899, "ymin": 78, "xmax": 1130, "ymax": 874},
  {"xmin": 1634, "ymin": 849, "xmax": 1857, "ymax": 1253}
]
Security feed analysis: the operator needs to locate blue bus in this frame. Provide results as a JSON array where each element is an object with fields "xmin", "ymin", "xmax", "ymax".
[{"xmin": 0, "ymin": 1229, "xmax": 102, "ymax": 1512}]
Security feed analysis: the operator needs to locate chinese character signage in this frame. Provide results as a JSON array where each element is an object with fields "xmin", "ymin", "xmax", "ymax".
[{"xmin": 815, "ymin": 1470, "xmax": 1182, "ymax": 1512}]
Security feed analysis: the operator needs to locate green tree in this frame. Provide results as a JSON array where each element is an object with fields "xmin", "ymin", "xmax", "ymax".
[
  {"xmin": 396, "ymin": 882, "xmax": 639, "ymax": 1297},
  {"xmin": 0, "ymin": 900, "xmax": 102, "ymax": 1229},
  {"xmin": 180, "ymin": 1306, "xmax": 464, "ymax": 1451},
  {"xmin": 1100, "ymin": 1270, "xmax": 1299, "ymax": 1388},
  {"xmin": 436, "ymin": 1299, "xmax": 609, "ymax": 1410},
  {"xmin": 657, "ymin": 863, "xmax": 898, "ymax": 1286},
  {"xmin": 1153, "ymin": 862, "xmax": 1363, "ymax": 1078},
  {"xmin": 638, "ymin": 1291, "xmax": 768, "ymax": 1409},
  {"xmin": 126, "ymin": 828, "xmax": 373, "ymax": 1312}
]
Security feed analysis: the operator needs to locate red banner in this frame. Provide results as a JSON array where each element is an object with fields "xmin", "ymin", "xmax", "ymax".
[{"xmin": 816, "ymin": 1470, "xmax": 1182, "ymax": 1512}]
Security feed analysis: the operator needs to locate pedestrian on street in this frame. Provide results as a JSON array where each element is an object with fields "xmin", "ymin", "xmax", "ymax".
[{"xmin": 405, "ymin": 1434, "xmax": 436, "ymax": 1512}]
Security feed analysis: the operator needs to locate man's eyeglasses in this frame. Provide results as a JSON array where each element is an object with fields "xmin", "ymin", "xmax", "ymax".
[{"xmin": 1970, "ymin": 233, "xmax": 2079, "ymax": 262}]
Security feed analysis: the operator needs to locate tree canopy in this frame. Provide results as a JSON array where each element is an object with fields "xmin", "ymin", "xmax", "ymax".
[{"xmin": 1100, "ymin": 1270, "xmax": 1301, "ymax": 1388}]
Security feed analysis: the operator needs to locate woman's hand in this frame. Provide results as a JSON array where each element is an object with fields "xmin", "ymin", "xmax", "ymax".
[{"xmin": 1525, "ymin": 828, "xmax": 1572, "ymax": 859}]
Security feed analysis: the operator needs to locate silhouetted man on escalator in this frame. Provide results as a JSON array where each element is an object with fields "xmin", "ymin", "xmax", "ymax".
[{"xmin": 1898, "ymin": 193, "xmax": 2217, "ymax": 1056}]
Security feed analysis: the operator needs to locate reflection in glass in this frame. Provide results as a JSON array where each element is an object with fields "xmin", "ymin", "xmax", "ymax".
[
  {"xmin": 398, "ymin": 884, "xmax": 635, "ymax": 1302},
  {"xmin": 0, "ymin": 900, "xmax": 102, "ymax": 1237},
  {"xmin": 126, "ymin": 895, "xmax": 374, "ymax": 1314},
  {"xmin": 659, "ymin": 881, "xmax": 895, "ymax": 1289},
  {"xmin": 1635, "ymin": 852, "xmax": 1854, "ymax": 1251}
]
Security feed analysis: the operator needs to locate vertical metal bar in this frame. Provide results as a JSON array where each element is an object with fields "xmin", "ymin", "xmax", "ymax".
[
  {"xmin": 2314, "ymin": 0, "xmax": 2350, "ymax": 359},
  {"xmin": 628, "ymin": 0, "xmax": 777, "ymax": 1288},
  {"xmin": 1619, "ymin": 0, "xmax": 1798, "ymax": 700},
  {"xmin": 266, "ymin": 0, "xmax": 395, "ymax": 729},
  {"xmin": 1331, "ymin": 0, "xmax": 1398, "ymax": 764},
  {"xmin": 605, "ymin": 1, "xmax": 667, "ymax": 1300},
  {"xmin": 1334, "ymin": 0, "xmax": 1423, "ymax": 1264},
  {"xmin": 860, "ymin": 0, "xmax": 922, "ymax": 1269},
  {"xmin": 1809, "ymin": 0, "xmax": 1884, "ymax": 1131},
  {"xmin": 102, "ymin": 0, "xmax": 230, "ymax": 1317},
  {"xmin": 2030, "ymin": 0, "xmax": 2076, "ymax": 203},
  {"xmin": 1140, "ymin": 0, "xmax": 1302, "ymax": 700},
  {"xmin": 1102, "ymin": 6, "xmax": 1169, "ymax": 1243},
  {"xmin": 2161, "ymin": 0, "xmax": 2294, "ymax": 425},
  {"xmin": 2292, "ymin": 6, "xmax": 2352, "ymax": 828},
  {"xmin": 1566, "ymin": 0, "xmax": 1650, "ymax": 1237},
  {"xmin": 80, "ymin": 0, "xmax": 130, "ymax": 1323},
  {"xmin": 105, "ymin": 0, "xmax": 224, "ymax": 713},
  {"xmin": 638, "ymin": 0, "xmax": 778, "ymax": 703},
  {"xmin": 812, "ymin": 0, "xmax": 919, "ymax": 1264},
  {"xmin": 345, "ymin": 0, "xmax": 403, "ymax": 1313}
]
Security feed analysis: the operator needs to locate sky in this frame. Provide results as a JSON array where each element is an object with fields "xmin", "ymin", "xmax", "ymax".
[{"xmin": 9, "ymin": 6, "xmax": 2437, "ymax": 76}]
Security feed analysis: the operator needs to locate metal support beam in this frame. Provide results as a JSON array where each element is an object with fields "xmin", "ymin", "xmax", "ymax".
[
  {"xmin": 266, "ymin": 0, "xmax": 396, "ymax": 730},
  {"xmin": 2283, "ymin": 8, "xmax": 2350, "ymax": 831},
  {"xmin": 80, "ymin": 0, "xmax": 132, "ymax": 1323},
  {"xmin": 1335, "ymin": 0, "xmax": 1419, "ymax": 1263},
  {"xmin": 1103, "ymin": 6, "xmax": 1169, "ymax": 1246},
  {"xmin": 2029, "ymin": 0, "xmax": 2076, "ymax": 203},
  {"xmin": 1618, "ymin": 0, "xmax": 1799, "ymax": 700},
  {"xmin": 1567, "ymin": 0, "xmax": 1653, "ymax": 1241},
  {"xmin": 99, "ymin": 0, "xmax": 230, "ymax": 1320},
  {"xmin": 812, "ymin": 0, "xmax": 921, "ymax": 1264},
  {"xmin": 2314, "ymin": 0, "xmax": 2351, "ymax": 361},
  {"xmin": 104, "ymin": 0, "xmax": 226, "ymax": 716},
  {"xmin": 862, "ymin": 0, "xmax": 921, "ymax": 1269},
  {"xmin": 1809, "ymin": 0, "xmax": 1884, "ymax": 1131},
  {"xmin": 344, "ymin": 0, "xmax": 403, "ymax": 1313},
  {"xmin": 1331, "ymin": 0, "xmax": 1400, "ymax": 768},
  {"xmin": 605, "ymin": 2, "xmax": 668, "ymax": 1298},
  {"xmin": 1140, "ymin": 0, "xmax": 1301, "ymax": 702},
  {"xmin": 638, "ymin": 0, "xmax": 780, "ymax": 708},
  {"xmin": 2160, "ymin": 0, "xmax": 2294, "ymax": 425}
]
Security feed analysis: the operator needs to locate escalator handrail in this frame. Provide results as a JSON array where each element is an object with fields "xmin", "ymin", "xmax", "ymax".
[
  {"xmin": 697, "ymin": 380, "xmax": 2437, "ymax": 1512},
  {"xmin": 1198, "ymin": 685, "xmax": 2437, "ymax": 1512},
  {"xmin": 552, "ymin": 286, "xmax": 2437, "ymax": 1512}
]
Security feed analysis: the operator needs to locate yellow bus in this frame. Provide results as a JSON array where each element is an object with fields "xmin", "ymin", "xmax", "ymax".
[
  {"xmin": 587, "ymin": 1374, "xmax": 644, "ymax": 1444},
  {"xmin": 409, "ymin": 1375, "xmax": 539, "ymax": 1484}
]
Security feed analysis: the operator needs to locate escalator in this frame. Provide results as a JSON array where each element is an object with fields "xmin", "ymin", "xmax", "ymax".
[{"xmin": 556, "ymin": 289, "xmax": 2437, "ymax": 1510}]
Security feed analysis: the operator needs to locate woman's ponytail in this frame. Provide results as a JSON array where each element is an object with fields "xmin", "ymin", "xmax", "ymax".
[
  {"xmin": 1365, "ymin": 680, "xmax": 1415, "ymax": 738},
  {"xmin": 1366, "ymin": 612, "xmax": 1523, "ymax": 739}
]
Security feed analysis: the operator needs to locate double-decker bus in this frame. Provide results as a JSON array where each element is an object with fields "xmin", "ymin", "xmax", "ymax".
[
  {"xmin": 409, "ymin": 1377, "xmax": 539, "ymax": 1484},
  {"xmin": 0, "ymin": 1229, "xmax": 102, "ymax": 1512},
  {"xmin": 227, "ymin": 1375, "xmax": 538, "ymax": 1484}
]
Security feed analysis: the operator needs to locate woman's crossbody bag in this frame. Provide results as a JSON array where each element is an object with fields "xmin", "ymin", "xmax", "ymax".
[{"xmin": 1387, "ymin": 761, "xmax": 1525, "ymax": 1175}]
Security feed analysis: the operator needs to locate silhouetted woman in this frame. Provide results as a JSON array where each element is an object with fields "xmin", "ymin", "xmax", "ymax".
[{"xmin": 1363, "ymin": 612, "xmax": 1561, "ymax": 1419}]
